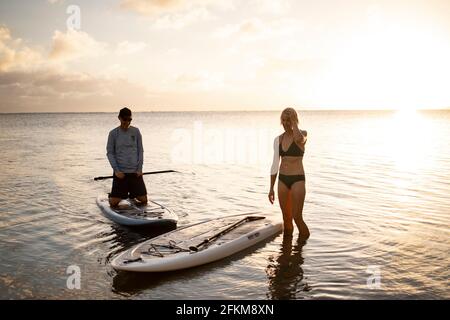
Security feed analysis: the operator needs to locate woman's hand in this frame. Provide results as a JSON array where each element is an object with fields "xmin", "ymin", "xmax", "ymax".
[
  {"xmin": 300, "ymin": 130, "xmax": 307, "ymax": 144},
  {"xmin": 268, "ymin": 189, "xmax": 275, "ymax": 204},
  {"xmin": 289, "ymin": 112, "xmax": 298, "ymax": 129}
]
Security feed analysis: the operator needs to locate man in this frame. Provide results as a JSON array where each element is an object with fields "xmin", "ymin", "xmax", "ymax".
[{"xmin": 107, "ymin": 107, "xmax": 147, "ymax": 207}]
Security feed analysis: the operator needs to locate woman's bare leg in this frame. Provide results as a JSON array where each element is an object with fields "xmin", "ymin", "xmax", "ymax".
[
  {"xmin": 291, "ymin": 182, "xmax": 310, "ymax": 240},
  {"xmin": 278, "ymin": 181, "xmax": 293, "ymax": 234}
]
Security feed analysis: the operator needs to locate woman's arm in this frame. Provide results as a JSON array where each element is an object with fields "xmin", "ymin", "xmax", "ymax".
[
  {"xmin": 107, "ymin": 130, "xmax": 119, "ymax": 172},
  {"xmin": 292, "ymin": 121, "xmax": 307, "ymax": 145},
  {"xmin": 269, "ymin": 136, "xmax": 280, "ymax": 204},
  {"xmin": 270, "ymin": 136, "xmax": 280, "ymax": 176}
]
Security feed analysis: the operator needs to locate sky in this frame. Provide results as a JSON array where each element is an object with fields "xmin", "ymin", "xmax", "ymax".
[{"xmin": 0, "ymin": 0, "xmax": 449, "ymax": 112}]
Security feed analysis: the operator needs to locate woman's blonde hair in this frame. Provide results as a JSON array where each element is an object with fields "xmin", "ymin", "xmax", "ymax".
[{"xmin": 280, "ymin": 107, "xmax": 299, "ymax": 125}]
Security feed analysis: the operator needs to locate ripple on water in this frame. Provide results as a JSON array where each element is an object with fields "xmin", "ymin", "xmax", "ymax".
[{"xmin": 1, "ymin": 111, "xmax": 449, "ymax": 299}]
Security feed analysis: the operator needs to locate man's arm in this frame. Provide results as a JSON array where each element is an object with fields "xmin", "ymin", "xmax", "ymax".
[
  {"xmin": 106, "ymin": 130, "xmax": 119, "ymax": 172},
  {"xmin": 136, "ymin": 129, "xmax": 144, "ymax": 173}
]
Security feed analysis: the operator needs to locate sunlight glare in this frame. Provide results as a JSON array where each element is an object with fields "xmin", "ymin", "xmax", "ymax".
[
  {"xmin": 384, "ymin": 109, "xmax": 434, "ymax": 171},
  {"xmin": 321, "ymin": 18, "xmax": 450, "ymax": 109}
]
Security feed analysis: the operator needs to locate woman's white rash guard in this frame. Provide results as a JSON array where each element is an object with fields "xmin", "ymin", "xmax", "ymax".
[{"xmin": 270, "ymin": 136, "xmax": 280, "ymax": 175}]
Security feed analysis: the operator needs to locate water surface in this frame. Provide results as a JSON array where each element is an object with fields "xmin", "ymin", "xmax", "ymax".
[{"xmin": 0, "ymin": 110, "xmax": 448, "ymax": 299}]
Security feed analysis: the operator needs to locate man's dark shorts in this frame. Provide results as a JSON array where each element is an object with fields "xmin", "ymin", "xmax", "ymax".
[{"xmin": 109, "ymin": 173, "xmax": 147, "ymax": 199}]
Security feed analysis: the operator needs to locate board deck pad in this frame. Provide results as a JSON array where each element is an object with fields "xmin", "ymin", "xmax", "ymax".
[
  {"xmin": 111, "ymin": 214, "xmax": 283, "ymax": 272},
  {"xmin": 113, "ymin": 199, "xmax": 166, "ymax": 220},
  {"xmin": 97, "ymin": 195, "xmax": 178, "ymax": 226}
]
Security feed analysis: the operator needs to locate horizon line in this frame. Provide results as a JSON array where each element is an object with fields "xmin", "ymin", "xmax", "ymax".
[{"xmin": 1, "ymin": 107, "xmax": 450, "ymax": 114}]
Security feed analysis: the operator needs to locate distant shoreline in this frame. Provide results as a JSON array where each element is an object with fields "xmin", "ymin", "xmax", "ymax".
[{"xmin": 1, "ymin": 108, "xmax": 449, "ymax": 115}]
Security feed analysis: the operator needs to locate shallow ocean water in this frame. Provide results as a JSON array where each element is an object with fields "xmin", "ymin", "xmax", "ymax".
[{"xmin": 0, "ymin": 110, "xmax": 448, "ymax": 299}]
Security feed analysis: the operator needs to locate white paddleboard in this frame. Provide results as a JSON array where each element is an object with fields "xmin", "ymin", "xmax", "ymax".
[
  {"xmin": 96, "ymin": 195, "xmax": 178, "ymax": 227},
  {"xmin": 111, "ymin": 214, "xmax": 282, "ymax": 272}
]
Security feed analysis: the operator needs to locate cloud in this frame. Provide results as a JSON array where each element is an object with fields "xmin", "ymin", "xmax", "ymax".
[
  {"xmin": 214, "ymin": 18, "xmax": 264, "ymax": 40},
  {"xmin": 49, "ymin": 30, "xmax": 108, "ymax": 62},
  {"xmin": 120, "ymin": 0, "xmax": 194, "ymax": 16},
  {"xmin": 1, "ymin": 26, "xmax": 132, "ymax": 75},
  {"xmin": 256, "ymin": 57, "xmax": 327, "ymax": 77},
  {"xmin": 121, "ymin": 0, "xmax": 235, "ymax": 30},
  {"xmin": 120, "ymin": 0, "xmax": 233, "ymax": 17},
  {"xmin": 0, "ymin": 25, "xmax": 154, "ymax": 112},
  {"xmin": 0, "ymin": 26, "xmax": 11, "ymax": 41},
  {"xmin": 251, "ymin": 0, "xmax": 291, "ymax": 15},
  {"xmin": 115, "ymin": 41, "xmax": 147, "ymax": 55},
  {"xmin": 214, "ymin": 18, "xmax": 302, "ymax": 42},
  {"xmin": 0, "ymin": 70, "xmax": 155, "ymax": 112},
  {"xmin": 0, "ymin": 26, "xmax": 44, "ymax": 72},
  {"xmin": 174, "ymin": 71, "xmax": 225, "ymax": 91},
  {"xmin": 153, "ymin": 7, "xmax": 215, "ymax": 29}
]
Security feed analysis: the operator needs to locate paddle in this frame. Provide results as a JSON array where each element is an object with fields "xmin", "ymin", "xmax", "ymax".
[
  {"xmin": 189, "ymin": 216, "xmax": 266, "ymax": 252},
  {"xmin": 93, "ymin": 170, "xmax": 178, "ymax": 181}
]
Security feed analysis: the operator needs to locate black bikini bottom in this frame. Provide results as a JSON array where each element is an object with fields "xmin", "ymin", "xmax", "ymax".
[{"xmin": 279, "ymin": 174, "xmax": 305, "ymax": 189}]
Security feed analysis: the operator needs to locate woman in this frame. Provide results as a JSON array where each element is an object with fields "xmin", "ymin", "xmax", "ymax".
[{"xmin": 269, "ymin": 108, "xmax": 310, "ymax": 239}]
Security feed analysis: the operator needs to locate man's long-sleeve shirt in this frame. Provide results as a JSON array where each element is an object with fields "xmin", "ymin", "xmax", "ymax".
[{"xmin": 106, "ymin": 126, "xmax": 144, "ymax": 173}]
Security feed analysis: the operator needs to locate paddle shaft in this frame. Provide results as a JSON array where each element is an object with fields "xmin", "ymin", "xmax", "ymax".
[
  {"xmin": 94, "ymin": 170, "xmax": 178, "ymax": 181},
  {"xmin": 189, "ymin": 216, "xmax": 265, "ymax": 252}
]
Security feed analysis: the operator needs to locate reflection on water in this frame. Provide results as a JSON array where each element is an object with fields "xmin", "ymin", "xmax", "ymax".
[
  {"xmin": 111, "ymin": 265, "xmax": 219, "ymax": 298},
  {"xmin": 111, "ymin": 232, "xmax": 283, "ymax": 298},
  {"xmin": 266, "ymin": 234, "xmax": 310, "ymax": 299},
  {"xmin": 102, "ymin": 224, "xmax": 177, "ymax": 264},
  {"xmin": 0, "ymin": 111, "xmax": 449, "ymax": 299},
  {"xmin": 112, "ymin": 271, "xmax": 168, "ymax": 297}
]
